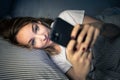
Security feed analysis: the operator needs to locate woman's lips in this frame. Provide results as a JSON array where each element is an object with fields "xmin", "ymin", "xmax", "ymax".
[{"xmin": 45, "ymin": 35, "xmax": 50, "ymax": 43}]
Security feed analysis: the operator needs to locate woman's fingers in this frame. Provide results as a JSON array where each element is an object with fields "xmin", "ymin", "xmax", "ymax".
[
  {"xmin": 68, "ymin": 23, "xmax": 97, "ymax": 61},
  {"xmin": 71, "ymin": 24, "xmax": 82, "ymax": 39},
  {"xmin": 75, "ymin": 24, "xmax": 100, "ymax": 51},
  {"xmin": 82, "ymin": 51, "xmax": 89, "ymax": 59},
  {"xmin": 77, "ymin": 24, "xmax": 89, "ymax": 44},
  {"xmin": 84, "ymin": 26, "xmax": 94, "ymax": 49},
  {"xmin": 66, "ymin": 39, "xmax": 76, "ymax": 59},
  {"xmin": 87, "ymin": 51, "xmax": 92, "ymax": 61},
  {"xmin": 90, "ymin": 28, "xmax": 100, "ymax": 48}
]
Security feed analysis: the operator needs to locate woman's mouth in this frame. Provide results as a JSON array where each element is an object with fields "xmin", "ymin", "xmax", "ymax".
[{"xmin": 45, "ymin": 35, "xmax": 50, "ymax": 43}]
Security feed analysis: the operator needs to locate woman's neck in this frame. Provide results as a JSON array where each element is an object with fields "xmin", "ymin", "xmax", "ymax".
[{"xmin": 52, "ymin": 43, "xmax": 61, "ymax": 54}]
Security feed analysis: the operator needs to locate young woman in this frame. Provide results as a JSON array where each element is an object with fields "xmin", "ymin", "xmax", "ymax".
[{"xmin": 0, "ymin": 10, "xmax": 120, "ymax": 80}]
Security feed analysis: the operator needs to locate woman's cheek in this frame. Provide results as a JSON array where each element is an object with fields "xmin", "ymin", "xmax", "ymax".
[{"xmin": 34, "ymin": 42, "xmax": 43, "ymax": 48}]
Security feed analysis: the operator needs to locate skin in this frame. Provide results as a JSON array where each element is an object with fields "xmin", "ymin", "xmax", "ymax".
[
  {"xmin": 65, "ymin": 16, "xmax": 101, "ymax": 80},
  {"xmin": 66, "ymin": 24, "xmax": 94, "ymax": 80},
  {"xmin": 16, "ymin": 21, "xmax": 54, "ymax": 49},
  {"xmin": 66, "ymin": 44, "xmax": 92, "ymax": 80},
  {"xmin": 16, "ymin": 16, "xmax": 101, "ymax": 80},
  {"xmin": 71, "ymin": 24, "xmax": 100, "ymax": 52}
]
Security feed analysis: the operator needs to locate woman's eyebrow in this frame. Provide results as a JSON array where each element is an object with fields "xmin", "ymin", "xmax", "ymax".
[{"xmin": 32, "ymin": 23, "xmax": 35, "ymax": 33}]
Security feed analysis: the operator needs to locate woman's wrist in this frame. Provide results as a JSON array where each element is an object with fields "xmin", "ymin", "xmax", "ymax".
[
  {"xmin": 66, "ymin": 67, "xmax": 87, "ymax": 80},
  {"xmin": 72, "ymin": 68, "xmax": 87, "ymax": 80},
  {"xmin": 88, "ymin": 22, "xmax": 104, "ymax": 30}
]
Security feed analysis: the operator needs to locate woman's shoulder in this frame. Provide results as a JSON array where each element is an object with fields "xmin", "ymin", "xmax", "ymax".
[
  {"xmin": 58, "ymin": 10, "xmax": 85, "ymax": 25},
  {"xmin": 59, "ymin": 10, "xmax": 85, "ymax": 16}
]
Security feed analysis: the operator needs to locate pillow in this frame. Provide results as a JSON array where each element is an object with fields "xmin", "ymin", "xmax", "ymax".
[{"xmin": 0, "ymin": 37, "xmax": 68, "ymax": 79}]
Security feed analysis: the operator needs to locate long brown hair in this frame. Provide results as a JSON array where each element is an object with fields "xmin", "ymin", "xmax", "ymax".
[{"xmin": 0, "ymin": 17, "xmax": 58, "ymax": 55}]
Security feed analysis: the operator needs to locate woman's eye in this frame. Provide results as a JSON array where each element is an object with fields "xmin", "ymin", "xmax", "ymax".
[
  {"xmin": 32, "ymin": 23, "xmax": 40, "ymax": 34},
  {"xmin": 34, "ymin": 25, "xmax": 39, "ymax": 33},
  {"xmin": 31, "ymin": 38, "xmax": 35, "ymax": 46}
]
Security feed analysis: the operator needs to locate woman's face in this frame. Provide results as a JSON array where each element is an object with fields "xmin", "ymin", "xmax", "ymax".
[{"xmin": 16, "ymin": 21, "xmax": 53, "ymax": 48}]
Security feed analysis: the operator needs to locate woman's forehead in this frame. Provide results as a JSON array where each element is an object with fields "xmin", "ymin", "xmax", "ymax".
[{"xmin": 16, "ymin": 23, "xmax": 33, "ymax": 45}]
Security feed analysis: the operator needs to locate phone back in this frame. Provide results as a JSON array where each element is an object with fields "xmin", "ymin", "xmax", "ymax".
[{"xmin": 50, "ymin": 18, "xmax": 74, "ymax": 47}]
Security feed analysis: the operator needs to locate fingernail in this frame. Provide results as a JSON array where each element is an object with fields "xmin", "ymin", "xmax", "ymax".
[
  {"xmin": 71, "ymin": 36, "xmax": 75, "ymax": 40},
  {"xmin": 82, "ymin": 47, "xmax": 86, "ymax": 52}
]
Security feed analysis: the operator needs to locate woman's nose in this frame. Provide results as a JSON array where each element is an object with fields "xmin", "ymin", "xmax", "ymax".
[{"xmin": 35, "ymin": 34, "xmax": 46, "ymax": 41}]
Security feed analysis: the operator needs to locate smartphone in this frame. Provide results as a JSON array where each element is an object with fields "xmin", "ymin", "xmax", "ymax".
[{"xmin": 50, "ymin": 18, "xmax": 74, "ymax": 47}]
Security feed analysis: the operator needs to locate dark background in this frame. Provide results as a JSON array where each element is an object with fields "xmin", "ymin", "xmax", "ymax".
[{"xmin": 0, "ymin": 0, "xmax": 120, "ymax": 18}]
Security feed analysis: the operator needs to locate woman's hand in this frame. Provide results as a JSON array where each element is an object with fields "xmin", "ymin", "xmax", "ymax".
[
  {"xmin": 71, "ymin": 24, "xmax": 101, "ymax": 51},
  {"xmin": 66, "ymin": 23, "xmax": 102, "ymax": 80},
  {"xmin": 66, "ymin": 39, "xmax": 92, "ymax": 80}
]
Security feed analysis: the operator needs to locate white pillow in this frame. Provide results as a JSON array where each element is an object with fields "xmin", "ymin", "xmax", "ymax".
[{"xmin": 0, "ymin": 37, "xmax": 68, "ymax": 79}]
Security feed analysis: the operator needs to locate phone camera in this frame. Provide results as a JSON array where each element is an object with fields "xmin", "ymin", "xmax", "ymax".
[{"xmin": 54, "ymin": 32, "xmax": 59, "ymax": 41}]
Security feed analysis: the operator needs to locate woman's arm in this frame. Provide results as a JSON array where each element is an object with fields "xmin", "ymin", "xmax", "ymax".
[
  {"xmin": 81, "ymin": 15, "xmax": 120, "ymax": 49},
  {"xmin": 83, "ymin": 15, "xmax": 102, "ymax": 24},
  {"xmin": 59, "ymin": 10, "xmax": 120, "ymax": 44},
  {"xmin": 83, "ymin": 15, "xmax": 120, "ymax": 39}
]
